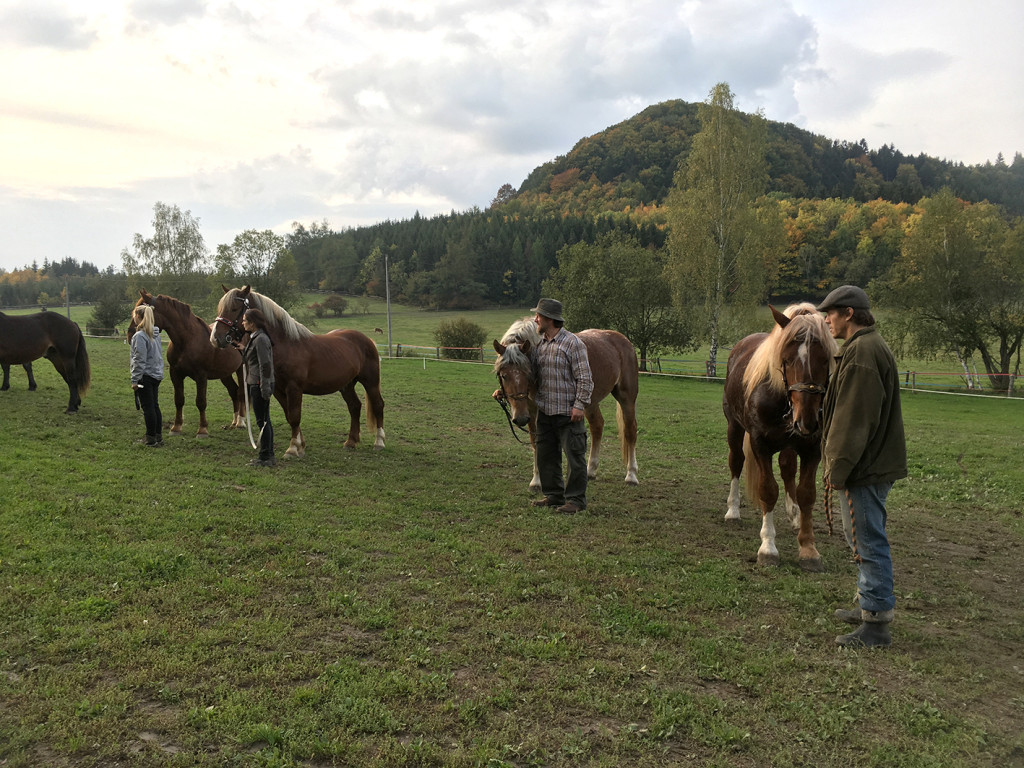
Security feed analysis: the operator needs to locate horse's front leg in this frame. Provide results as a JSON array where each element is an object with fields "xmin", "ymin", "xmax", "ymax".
[
  {"xmin": 724, "ymin": 421, "xmax": 745, "ymax": 520},
  {"xmin": 340, "ymin": 384, "xmax": 362, "ymax": 449},
  {"xmin": 280, "ymin": 387, "xmax": 305, "ymax": 458},
  {"xmin": 25, "ymin": 363, "xmax": 36, "ymax": 391},
  {"xmin": 194, "ymin": 375, "xmax": 211, "ymax": 437},
  {"xmin": 1, "ymin": 363, "xmax": 9, "ymax": 391},
  {"xmin": 221, "ymin": 373, "xmax": 243, "ymax": 429},
  {"xmin": 794, "ymin": 451, "xmax": 823, "ymax": 572},
  {"xmin": 778, "ymin": 447, "xmax": 800, "ymax": 529},
  {"xmin": 169, "ymin": 368, "xmax": 187, "ymax": 435},
  {"xmin": 584, "ymin": 403, "xmax": 603, "ymax": 481},
  {"xmin": 753, "ymin": 449, "xmax": 781, "ymax": 566}
]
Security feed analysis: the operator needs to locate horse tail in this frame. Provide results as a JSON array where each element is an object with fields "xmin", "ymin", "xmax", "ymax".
[
  {"xmin": 365, "ymin": 390, "xmax": 378, "ymax": 432},
  {"xmin": 75, "ymin": 326, "xmax": 92, "ymax": 395},
  {"xmin": 743, "ymin": 432, "xmax": 759, "ymax": 507}
]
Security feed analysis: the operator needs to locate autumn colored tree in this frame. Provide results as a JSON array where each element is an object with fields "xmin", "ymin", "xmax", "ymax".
[{"xmin": 665, "ymin": 83, "xmax": 782, "ymax": 374}]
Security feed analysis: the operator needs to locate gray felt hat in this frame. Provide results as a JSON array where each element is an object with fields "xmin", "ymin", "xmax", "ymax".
[
  {"xmin": 530, "ymin": 298, "xmax": 564, "ymax": 322},
  {"xmin": 816, "ymin": 285, "xmax": 871, "ymax": 311}
]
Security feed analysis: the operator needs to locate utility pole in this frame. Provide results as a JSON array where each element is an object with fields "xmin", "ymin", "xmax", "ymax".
[{"xmin": 385, "ymin": 253, "xmax": 393, "ymax": 359}]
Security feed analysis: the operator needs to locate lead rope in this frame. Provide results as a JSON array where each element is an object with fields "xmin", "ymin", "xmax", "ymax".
[
  {"xmin": 242, "ymin": 381, "xmax": 258, "ymax": 450},
  {"xmin": 845, "ymin": 487, "xmax": 862, "ymax": 563},
  {"xmin": 823, "ymin": 480, "xmax": 835, "ymax": 536}
]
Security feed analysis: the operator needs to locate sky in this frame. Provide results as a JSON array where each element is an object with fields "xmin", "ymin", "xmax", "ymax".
[{"xmin": 1, "ymin": 0, "xmax": 1021, "ymax": 274}]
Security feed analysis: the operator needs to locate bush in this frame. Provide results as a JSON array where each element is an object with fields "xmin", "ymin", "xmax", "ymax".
[
  {"xmin": 90, "ymin": 290, "xmax": 131, "ymax": 336},
  {"xmin": 433, "ymin": 317, "xmax": 487, "ymax": 361},
  {"xmin": 322, "ymin": 294, "xmax": 347, "ymax": 317}
]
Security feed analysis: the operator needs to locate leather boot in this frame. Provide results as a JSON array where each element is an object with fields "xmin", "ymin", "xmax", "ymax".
[{"xmin": 836, "ymin": 609, "xmax": 893, "ymax": 648}]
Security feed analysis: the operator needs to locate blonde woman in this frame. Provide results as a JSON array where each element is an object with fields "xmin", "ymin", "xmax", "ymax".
[{"xmin": 130, "ymin": 304, "xmax": 165, "ymax": 446}]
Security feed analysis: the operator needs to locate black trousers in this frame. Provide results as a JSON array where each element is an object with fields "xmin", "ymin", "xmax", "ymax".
[
  {"xmin": 536, "ymin": 411, "xmax": 588, "ymax": 508},
  {"xmin": 249, "ymin": 385, "xmax": 275, "ymax": 460},
  {"xmin": 138, "ymin": 375, "xmax": 162, "ymax": 440}
]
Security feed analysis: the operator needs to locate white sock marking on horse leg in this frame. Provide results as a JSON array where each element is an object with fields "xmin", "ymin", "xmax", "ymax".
[
  {"xmin": 587, "ymin": 442, "xmax": 601, "ymax": 480},
  {"xmin": 725, "ymin": 478, "xmax": 742, "ymax": 519},
  {"xmin": 758, "ymin": 511, "xmax": 779, "ymax": 561},
  {"xmin": 624, "ymin": 446, "xmax": 639, "ymax": 485}
]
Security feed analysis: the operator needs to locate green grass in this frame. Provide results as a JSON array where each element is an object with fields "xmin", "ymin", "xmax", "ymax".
[{"xmin": 2, "ymin": 310, "xmax": 1023, "ymax": 767}]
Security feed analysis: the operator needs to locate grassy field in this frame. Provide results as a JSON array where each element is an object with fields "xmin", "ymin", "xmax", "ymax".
[{"xmin": 1, "ymin": 317, "xmax": 1022, "ymax": 768}]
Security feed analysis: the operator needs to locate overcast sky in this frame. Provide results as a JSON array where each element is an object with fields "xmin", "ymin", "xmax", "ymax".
[{"xmin": 1, "ymin": 0, "xmax": 1021, "ymax": 273}]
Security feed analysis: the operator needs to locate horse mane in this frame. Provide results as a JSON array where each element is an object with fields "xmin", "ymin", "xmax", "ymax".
[
  {"xmin": 743, "ymin": 303, "xmax": 838, "ymax": 399},
  {"xmin": 153, "ymin": 294, "xmax": 207, "ymax": 333},
  {"xmin": 492, "ymin": 316, "xmax": 541, "ymax": 376},
  {"xmin": 219, "ymin": 288, "xmax": 313, "ymax": 342}
]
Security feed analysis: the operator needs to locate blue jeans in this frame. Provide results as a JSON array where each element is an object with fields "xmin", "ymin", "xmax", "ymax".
[
  {"xmin": 536, "ymin": 412, "xmax": 588, "ymax": 508},
  {"xmin": 838, "ymin": 482, "xmax": 895, "ymax": 613}
]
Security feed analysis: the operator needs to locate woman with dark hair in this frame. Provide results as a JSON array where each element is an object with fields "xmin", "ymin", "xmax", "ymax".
[
  {"xmin": 237, "ymin": 307, "xmax": 276, "ymax": 467},
  {"xmin": 130, "ymin": 304, "xmax": 164, "ymax": 446}
]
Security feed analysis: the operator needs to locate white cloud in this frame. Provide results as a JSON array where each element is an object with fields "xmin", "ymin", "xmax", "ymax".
[{"xmin": 0, "ymin": 0, "xmax": 1020, "ymax": 272}]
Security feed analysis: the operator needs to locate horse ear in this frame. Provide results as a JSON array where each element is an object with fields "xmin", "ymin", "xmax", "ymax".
[
  {"xmin": 770, "ymin": 305, "xmax": 790, "ymax": 328},
  {"xmin": 520, "ymin": 340, "xmax": 531, "ymax": 356},
  {"xmin": 493, "ymin": 340, "xmax": 506, "ymax": 356},
  {"xmin": 241, "ymin": 286, "xmax": 251, "ymax": 297},
  {"xmin": 221, "ymin": 284, "xmax": 230, "ymax": 294}
]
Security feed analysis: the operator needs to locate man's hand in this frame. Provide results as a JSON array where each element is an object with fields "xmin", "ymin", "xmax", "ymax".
[
  {"xmin": 570, "ymin": 407, "xmax": 585, "ymax": 422},
  {"xmin": 492, "ymin": 389, "xmax": 504, "ymax": 401}
]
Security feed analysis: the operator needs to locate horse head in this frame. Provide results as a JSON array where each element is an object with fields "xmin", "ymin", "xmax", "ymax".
[
  {"xmin": 211, "ymin": 285, "xmax": 252, "ymax": 348},
  {"xmin": 493, "ymin": 338, "xmax": 534, "ymax": 427},
  {"xmin": 771, "ymin": 304, "xmax": 835, "ymax": 437}
]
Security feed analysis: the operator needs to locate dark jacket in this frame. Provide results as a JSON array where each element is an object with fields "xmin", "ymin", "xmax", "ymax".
[
  {"xmin": 242, "ymin": 330, "xmax": 275, "ymax": 400},
  {"xmin": 822, "ymin": 326, "xmax": 907, "ymax": 489}
]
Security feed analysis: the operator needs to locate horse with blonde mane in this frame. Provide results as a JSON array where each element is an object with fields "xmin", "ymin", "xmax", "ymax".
[
  {"xmin": 493, "ymin": 317, "xmax": 639, "ymax": 488},
  {"xmin": 722, "ymin": 303, "xmax": 838, "ymax": 571},
  {"xmin": 210, "ymin": 286, "xmax": 384, "ymax": 457}
]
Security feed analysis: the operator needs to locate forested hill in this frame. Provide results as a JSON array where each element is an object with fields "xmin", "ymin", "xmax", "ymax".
[
  {"xmin": 509, "ymin": 99, "xmax": 1024, "ymax": 216},
  {"xmin": 284, "ymin": 98, "xmax": 1024, "ymax": 310}
]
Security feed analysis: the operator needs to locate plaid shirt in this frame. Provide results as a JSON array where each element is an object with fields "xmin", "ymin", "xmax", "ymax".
[{"xmin": 533, "ymin": 327, "xmax": 593, "ymax": 416}]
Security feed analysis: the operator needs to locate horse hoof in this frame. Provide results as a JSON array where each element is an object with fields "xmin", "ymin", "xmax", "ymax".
[
  {"xmin": 799, "ymin": 558, "xmax": 824, "ymax": 573},
  {"xmin": 196, "ymin": 433, "xmax": 211, "ymax": 439},
  {"xmin": 625, "ymin": 477, "xmax": 639, "ymax": 486},
  {"xmin": 757, "ymin": 553, "xmax": 780, "ymax": 567},
  {"xmin": 65, "ymin": 408, "xmax": 79, "ymax": 415}
]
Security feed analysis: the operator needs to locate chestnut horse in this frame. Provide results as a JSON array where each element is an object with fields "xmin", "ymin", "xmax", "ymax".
[
  {"xmin": 130, "ymin": 291, "xmax": 246, "ymax": 436},
  {"xmin": 722, "ymin": 303, "xmax": 838, "ymax": 571},
  {"xmin": 493, "ymin": 317, "xmax": 639, "ymax": 487},
  {"xmin": 0, "ymin": 311, "xmax": 90, "ymax": 413},
  {"xmin": 210, "ymin": 286, "xmax": 385, "ymax": 457}
]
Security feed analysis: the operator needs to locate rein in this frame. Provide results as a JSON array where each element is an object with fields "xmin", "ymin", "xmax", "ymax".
[{"xmin": 495, "ymin": 371, "xmax": 530, "ymax": 443}]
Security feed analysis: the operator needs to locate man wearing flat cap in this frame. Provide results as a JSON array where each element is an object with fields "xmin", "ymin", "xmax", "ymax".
[
  {"xmin": 526, "ymin": 298, "xmax": 593, "ymax": 514},
  {"xmin": 818, "ymin": 285, "xmax": 907, "ymax": 648}
]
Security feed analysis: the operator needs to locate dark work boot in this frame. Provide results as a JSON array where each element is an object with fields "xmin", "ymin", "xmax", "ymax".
[{"xmin": 836, "ymin": 609, "xmax": 893, "ymax": 648}]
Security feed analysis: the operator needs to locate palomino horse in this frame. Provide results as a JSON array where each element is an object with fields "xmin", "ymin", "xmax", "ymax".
[
  {"xmin": 722, "ymin": 303, "xmax": 838, "ymax": 571},
  {"xmin": 493, "ymin": 317, "xmax": 639, "ymax": 487},
  {"xmin": 210, "ymin": 286, "xmax": 385, "ymax": 457},
  {"xmin": 131, "ymin": 291, "xmax": 246, "ymax": 436},
  {"xmin": 2, "ymin": 362, "xmax": 36, "ymax": 391},
  {"xmin": 0, "ymin": 311, "xmax": 90, "ymax": 413}
]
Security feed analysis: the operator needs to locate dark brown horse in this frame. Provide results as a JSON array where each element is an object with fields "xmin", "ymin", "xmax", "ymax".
[
  {"xmin": 0, "ymin": 311, "xmax": 90, "ymax": 413},
  {"xmin": 493, "ymin": 317, "xmax": 639, "ymax": 487},
  {"xmin": 722, "ymin": 303, "xmax": 838, "ymax": 571},
  {"xmin": 1, "ymin": 362, "xmax": 36, "ymax": 391},
  {"xmin": 210, "ymin": 286, "xmax": 385, "ymax": 457},
  {"xmin": 130, "ymin": 291, "xmax": 245, "ymax": 437}
]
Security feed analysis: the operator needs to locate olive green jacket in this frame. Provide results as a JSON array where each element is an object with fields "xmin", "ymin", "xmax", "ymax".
[{"xmin": 821, "ymin": 327, "xmax": 907, "ymax": 489}]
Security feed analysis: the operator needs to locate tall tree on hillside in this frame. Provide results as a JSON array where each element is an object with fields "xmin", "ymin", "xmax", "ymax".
[
  {"xmin": 122, "ymin": 202, "xmax": 209, "ymax": 304},
  {"xmin": 883, "ymin": 189, "xmax": 1024, "ymax": 389},
  {"xmin": 542, "ymin": 232, "xmax": 695, "ymax": 370},
  {"xmin": 665, "ymin": 83, "xmax": 780, "ymax": 375}
]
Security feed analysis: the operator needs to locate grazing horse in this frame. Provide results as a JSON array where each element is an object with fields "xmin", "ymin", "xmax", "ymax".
[
  {"xmin": 2, "ymin": 362, "xmax": 36, "ymax": 391},
  {"xmin": 130, "ymin": 291, "xmax": 246, "ymax": 436},
  {"xmin": 493, "ymin": 317, "xmax": 639, "ymax": 487},
  {"xmin": 722, "ymin": 303, "xmax": 838, "ymax": 571},
  {"xmin": 0, "ymin": 311, "xmax": 90, "ymax": 413},
  {"xmin": 210, "ymin": 286, "xmax": 385, "ymax": 457}
]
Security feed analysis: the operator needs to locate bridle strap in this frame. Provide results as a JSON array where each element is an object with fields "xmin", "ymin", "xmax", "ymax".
[{"xmin": 495, "ymin": 371, "xmax": 529, "ymax": 443}]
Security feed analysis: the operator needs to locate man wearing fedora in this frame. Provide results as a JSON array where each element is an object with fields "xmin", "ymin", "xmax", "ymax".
[
  {"xmin": 528, "ymin": 298, "xmax": 593, "ymax": 514},
  {"xmin": 818, "ymin": 285, "xmax": 907, "ymax": 648}
]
